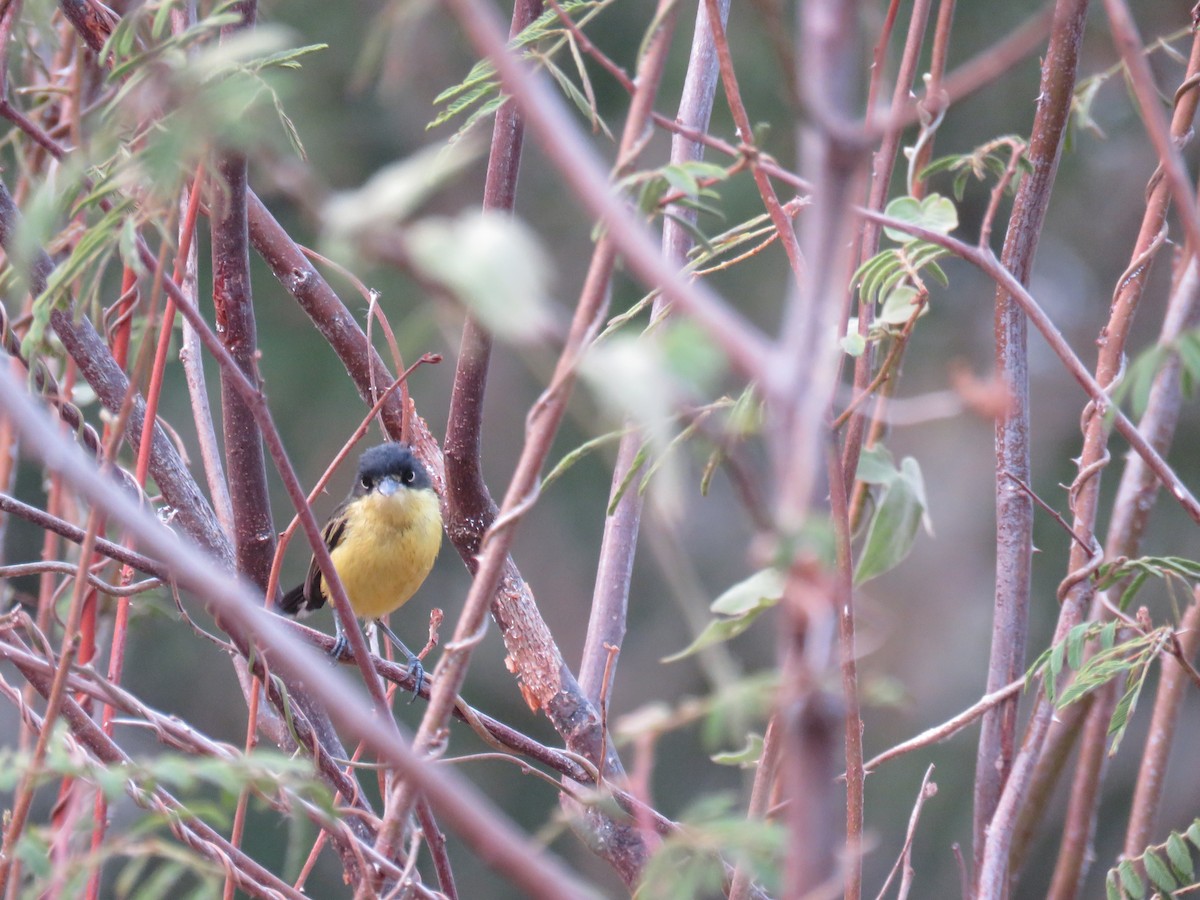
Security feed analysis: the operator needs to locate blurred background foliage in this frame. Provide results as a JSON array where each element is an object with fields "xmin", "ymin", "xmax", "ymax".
[{"xmin": 3, "ymin": 0, "xmax": 1200, "ymax": 896}]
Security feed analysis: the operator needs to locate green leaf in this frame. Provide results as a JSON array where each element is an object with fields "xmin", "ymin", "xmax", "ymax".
[
  {"xmin": 1100, "ymin": 619, "xmax": 1118, "ymax": 651},
  {"xmin": 1187, "ymin": 820, "xmax": 1200, "ymax": 846},
  {"xmin": 406, "ymin": 212, "xmax": 554, "ymax": 344},
  {"xmin": 1073, "ymin": 76, "xmax": 1106, "ymax": 138},
  {"xmin": 662, "ymin": 164, "xmax": 701, "ymax": 198},
  {"xmin": 882, "ymin": 193, "xmax": 958, "ymax": 243},
  {"xmin": 842, "ymin": 330, "xmax": 867, "ymax": 357},
  {"xmin": 324, "ymin": 140, "xmax": 481, "ymax": 237},
  {"xmin": 854, "ymin": 455, "xmax": 930, "ymax": 584},
  {"xmin": 1175, "ymin": 330, "xmax": 1200, "ymax": 383},
  {"xmin": 662, "ymin": 211, "xmax": 714, "ymax": 256},
  {"xmin": 855, "ymin": 444, "xmax": 898, "ymax": 486},
  {"xmin": 1117, "ymin": 860, "xmax": 1146, "ymax": 899},
  {"xmin": 878, "ymin": 284, "xmax": 923, "ymax": 326},
  {"xmin": 1105, "ymin": 872, "xmax": 1122, "ymax": 900},
  {"xmin": 1050, "ymin": 633, "xmax": 1066, "ymax": 683},
  {"xmin": 1066, "ymin": 622, "xmax": 1087, "ymax": 670},
  {"xmin": 661, "ymin": 595, "xmax": 773, "ymax": 662},
  {"xmin": 1108, "ymin": 661, "xmax": 1150, "ymax": 756},
  {"xmin": 725, "ymin": 384, "xmax": 762, "ymax": 437},
  {"xmin": 711, "ymin": 569, "xmax": 785, "ymax": 616},
  {"xmin": 543, "ymin": 429, "xmax": 631, "ymax": 492},
  {"xmin": 1143, "ymin": 850, "xmax": 1176, "ymax": 893},
  {"xmin": 925, "ymin": 260, "xmax": 949, "ymax": 287},
  {"xmin": 428, "ymin": 79, "xmax": 499, "ymax": 131},
  {"xmin": 711, "ymin": 733, "xmax": 764, "ymax": 768},
  {"xmin": 678, "ymin": 160, "xmax": 729, "ymax": 182},
  {"xmin": 1167, "ymin": 831, "xmax": 1195, "ymax": 879},
  {"xmin": 543, "ymin": 57, "xmax": 608, "ymax": 137}
]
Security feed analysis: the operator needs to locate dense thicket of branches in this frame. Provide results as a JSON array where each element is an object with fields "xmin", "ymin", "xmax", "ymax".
[{"xmin": 1, "ymin": 1, "xmax": 1199, "ymax": 898}]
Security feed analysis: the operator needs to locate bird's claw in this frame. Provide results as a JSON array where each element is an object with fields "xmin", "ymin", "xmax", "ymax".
[
  {"xmin": 329, "ymin": 634, "xmax": 350, "ymax": 661},
  {"xmin": 406, "ymin": 655, "xmax": 425, "ymax": 702}
]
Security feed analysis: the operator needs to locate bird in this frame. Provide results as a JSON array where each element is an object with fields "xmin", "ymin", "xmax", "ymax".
[{"xmin": 279, "ymin": 442, "xmax": 442, "ymax": 694}]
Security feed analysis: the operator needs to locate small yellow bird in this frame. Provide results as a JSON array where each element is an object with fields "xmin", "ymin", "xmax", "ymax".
[{"xmin": 280, "ymin": 442, "xmax": 442, "ymax": 691}]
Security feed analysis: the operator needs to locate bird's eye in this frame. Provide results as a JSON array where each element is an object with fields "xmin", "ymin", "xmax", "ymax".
[
  {"xmin": 360, "ymin": 476, "xmax": 371, "ymax": 489},
  {"xmin": 402, "ymin": 469, "xmax": 414, "ymax": 484}
]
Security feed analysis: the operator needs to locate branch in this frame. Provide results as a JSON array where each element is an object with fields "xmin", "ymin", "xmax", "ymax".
[
  {"xmin": 212, "ymin": 137, "xmax": 277, "ymax": 593},
  {"xmin": 975, "ymin": 0, "xmax": 1088, "ymax": 876}
]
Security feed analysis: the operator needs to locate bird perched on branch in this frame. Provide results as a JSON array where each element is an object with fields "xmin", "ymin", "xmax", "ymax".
[{"xmin": 280, "ymin": 442, "xmax": 442, "ymax": 693}]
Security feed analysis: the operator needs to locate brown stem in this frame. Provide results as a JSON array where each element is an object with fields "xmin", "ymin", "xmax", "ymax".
[
  {"xmin": 828, "ymin": 442, "xmax": 864, "ymax": 900},
  {"xmin": 777, "ymin": 0, "xmax": 867, "ymax": 531},
  {"xmin": 212, "ymin": 143, "xmax": 277, "ymax": 593},
  {"xmin": 1, "ymin": 167, "xmax": 383, "ymax": 874},
  {"xmin": 857, "ymin": 210, "xmax": 1200, "ymax": 526},
  {"xmin": 728, "ymin": 718, "xmax": 783, "ymax": 900},
  {"xmin": 973, "ymin": 1, "xmax": 1089, "ymax": 883},
  {"xmin": 705, "ymin": 0, "xmax": 805, "ymax": 284},
  {"xmin": 863, "ymin": 678, "xmax": 1025, "ymax": 773},
  {"xmin": 246, "ymin": 195, "xmax": 408, "ymax": 439},
  {"xmin": 0, "ymin": 493, "xmax": 164, "ymax": 578},
  {"xmin": 442, "ymin": 0, "xmax": 542, "ymax": 570},
  {"xmin": 1123, "ymin": 595, "xmax": 1200, "ymax": 856},
  {"xmin": 0, "ymin": 511, "xmax": 103, "ymax": 893},
  {"xmin": 443, "ymin": 0, "xmax": 769, "ymax": 382}
]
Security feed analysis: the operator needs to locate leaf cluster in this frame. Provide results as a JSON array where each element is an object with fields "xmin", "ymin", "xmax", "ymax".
[
  {"xmin": 429, "ymin": 0, "xmax": 614, "ymax": 140},
  {"xmin": 1028, "ymin": 617, "xmax": 1172, "ymax": 756},
  {"xmin": 1107, "ymin": 819, "xmax": 1200, "ymax": 899},
  {"xmin": 1113, "ymin": 330, "xmax": 1200, "ymax": 420},
  {"xmin": 635, "ymin": 795, "xmax": 783, "ymax": 899},
  {"xmin": 846, "ymin": 193, "xmax": 956, "ymax": 355}
]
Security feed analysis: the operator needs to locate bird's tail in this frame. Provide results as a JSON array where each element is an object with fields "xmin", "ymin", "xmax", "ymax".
[{"xmin": 278, "ymin": 584, "xmax": 312, "ymax": 616}]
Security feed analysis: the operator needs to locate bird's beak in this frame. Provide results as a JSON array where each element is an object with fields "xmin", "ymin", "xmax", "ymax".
[{"xmin": 376, "ymin": 475, "xmax": 402, "ymax": 496}]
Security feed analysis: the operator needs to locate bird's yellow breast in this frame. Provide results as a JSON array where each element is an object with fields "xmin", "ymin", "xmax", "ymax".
[{"xmin": 326, "ymin": 487, "xmax": 442, "ymax": 620}]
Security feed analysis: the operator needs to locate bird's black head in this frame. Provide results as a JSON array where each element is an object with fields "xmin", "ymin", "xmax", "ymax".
[{"xmin": 353, "ymin": 443, "xmax": 433, "ymax": 497}]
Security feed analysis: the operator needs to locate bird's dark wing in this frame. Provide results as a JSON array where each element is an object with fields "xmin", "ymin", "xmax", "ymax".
[{"xmin": 278, "ymin": 502, "xmax": 349, "ymax": 615}]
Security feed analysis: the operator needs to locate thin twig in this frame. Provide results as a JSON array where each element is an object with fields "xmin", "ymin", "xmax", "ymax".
[
  {"xmin": 873, "ymin": 765, "xmax": 937, "ymax": 900},
  {"xmin": 862, "ymin": 678, "xmax": 1025, "ymax": 773}
]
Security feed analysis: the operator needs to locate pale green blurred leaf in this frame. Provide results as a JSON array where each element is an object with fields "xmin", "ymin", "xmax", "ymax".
[
  {"xmin": 662, "ymin": 595, "xmax": 773, "ymax": 662},
  {"xmin": 882, "ymin": 193, "xmax": 958, "ymax": 243},
  {"xmin": 407, "ymin": 211, "xmax": 555, "ymax": 344},
  {"xmin": 324, "ymin": 140, "xmax": 481, "ymax": 238},
  {"xmin": 878, "ymin": 284, "xmax": 924, "ymax": 325},
  {"xmin": 854, "ymin": 455, "xmax": 930, "ymax": 584},
  {"xmin": 712, "ymin": 733, "xmax": 764, "ymax": 768},
  {"xmin": 711, "ymin": 568, "xmax": 784, "ymax": 616},
  {"xmin": 842, "ymin": 329, "xmax": 866, "ymax": 357}
]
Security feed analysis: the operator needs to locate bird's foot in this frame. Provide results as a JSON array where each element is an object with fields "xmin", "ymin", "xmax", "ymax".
[
  {"xmin": 329, "ymin": 633, "xmax": 351, "ymax": 661},
  {"xmin": 404, "ymin": 654, "xmax": 425, "ymax": 702}
]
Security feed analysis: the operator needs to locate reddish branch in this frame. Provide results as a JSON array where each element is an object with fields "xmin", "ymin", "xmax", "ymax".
[
  {"xmin": 1045, "ymin": 23, "xmax": 1200, "ymax": 895},
  {"xmin": 212, "ymin": 130, "xmax": 277, "ymax": 594},
  {"xmin": 443, "ymin": 0, "xmax": 542, "ymax": 569}
]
